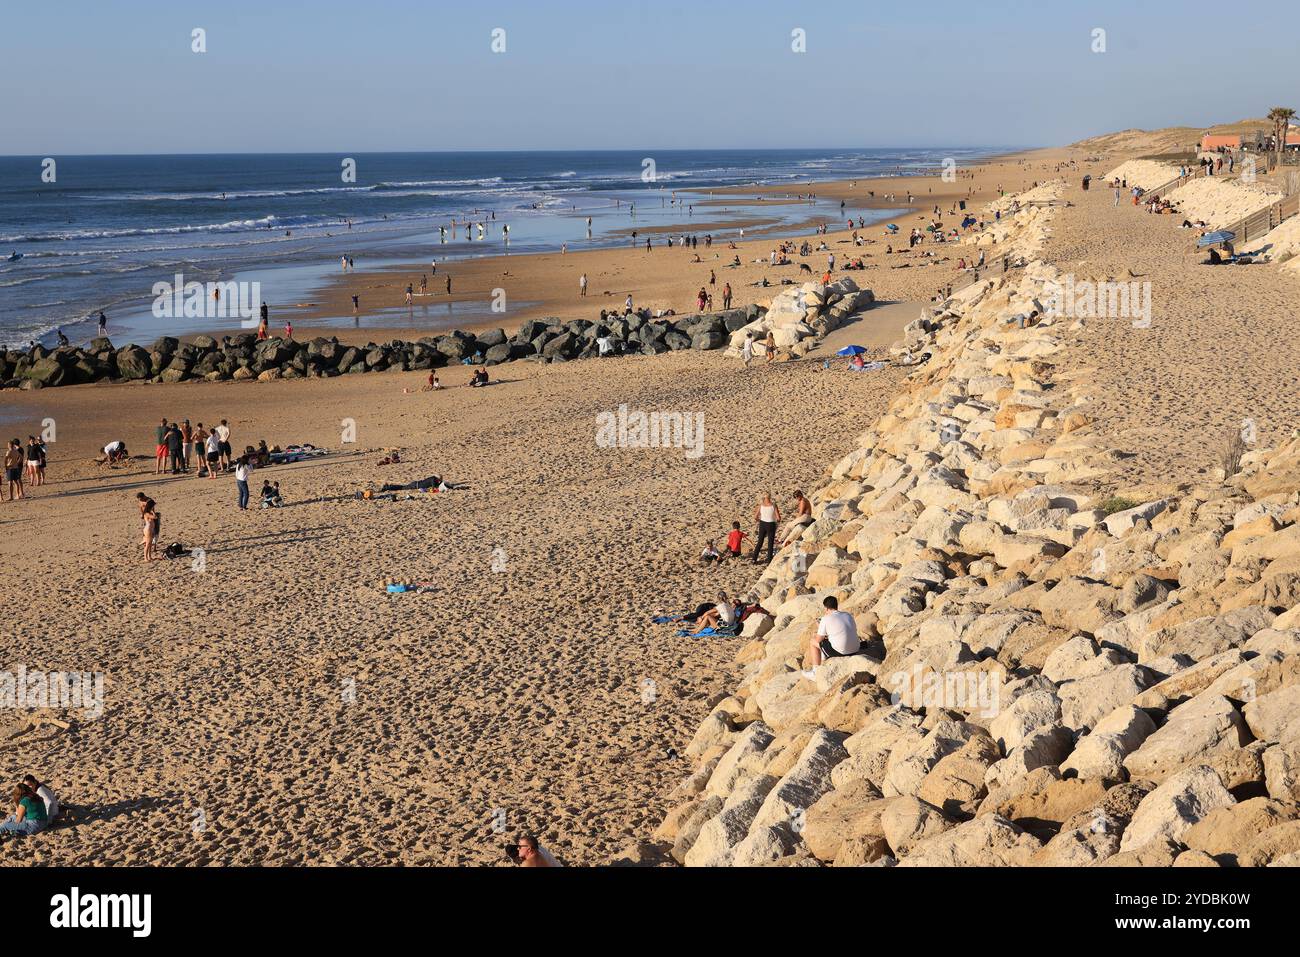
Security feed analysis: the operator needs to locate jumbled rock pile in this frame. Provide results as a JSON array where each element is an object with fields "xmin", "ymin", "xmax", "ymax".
[
  {"xmin": 724, "ymin": 278, "xmax": 874, "ymax": 359},
  {"xmin": 2, "ymin": 305, "xmax": 772, "ymax": 390},
  {"xmin": 646, "ymin": 185, "xmax": 1300, "ymax": 867}
]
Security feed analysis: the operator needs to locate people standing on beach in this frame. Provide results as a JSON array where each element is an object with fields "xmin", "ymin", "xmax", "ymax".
[
  {"xmin": 764, "ymin": 329, "xmax": 776, "ymax": 364},
  {"xmin": 742, "ymin": 332, "xmax": 754, "ymax": 367},
  {"xmin": 4, "ymin": 439, "xmax": 26, "ymax": 501},
  {"xmin": 579, "ymin": 273, "xmax": 588, "ymax": 297},
  {"xmin": 192, "ymin": 423, "xmax": 208, "ymax": 477},
  {"xmin": 180, "ymin": 419, "xmax": 193, "ymax": 472},
  {"xmin": 24, "ymin": 436, "xmax": 43, "ymax": 488},
  {"xmin": 154, "ymin": 418, "xmax": 170, "ymax": 474},
  {"xmin": 624, "ymin": 294, "xmax": 634, "ymax": 315},
  {"xmin": 235, "ymin": 456, "xmax": 251, "ymax": 510},
  {"xmin": 351, "ymin": 294, "xmax": 360, "ymax": 312},
  {"xmin": 205, "ymin": 428, "xmax": 221, "ymax": 480},
  {"xmin": 752, "ymin": 493, "xmax": 780, "ymax": 564},
  {"xmin": 446, "ymin": 275, "xmax": 452, "ymax": 295},
  {"xmin": 284, "ymin": 320, "xmax": 293, "ymax": 339},
  {"xmin": 141, "ymin": 499, "xmax": 159, "ymax": 561},
  {"xmin": 166, "ymin": 422, "xmax": 184, "ymax": 476},
  {"xmin": 97, "ymin": 311, "xmax": 108, "ymax": 338},
  {"xmin": 215, "ymin": 420, "xmax": 232, "ymax": 473}
]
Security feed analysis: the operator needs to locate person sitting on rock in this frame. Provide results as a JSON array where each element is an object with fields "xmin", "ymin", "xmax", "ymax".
[{"xmin": 803, "ymin": 595, "xmax": 861, "ymax": 674}]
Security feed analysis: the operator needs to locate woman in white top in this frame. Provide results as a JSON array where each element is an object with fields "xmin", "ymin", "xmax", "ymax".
[{"xmin": 752, "ymin": 493, "xmax": 781, "ymax": 565}]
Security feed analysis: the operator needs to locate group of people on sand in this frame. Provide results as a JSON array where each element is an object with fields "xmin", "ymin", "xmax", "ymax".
[
  {"xmin": 4, "ymin": 436, "xmax": 47, "ymax": 501},
  {"xmin": 1, "ymin": 775, "xmax": 61, "ymax": 836},
  {"xmin": 699, "ymin": 490, "xmax": 812, "ymax": 568}
]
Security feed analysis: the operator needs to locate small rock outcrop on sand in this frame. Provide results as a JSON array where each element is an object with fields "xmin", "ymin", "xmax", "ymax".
[{"xmin": 648, "ymin": 180, "xmax": 1300, "ymax": 867}]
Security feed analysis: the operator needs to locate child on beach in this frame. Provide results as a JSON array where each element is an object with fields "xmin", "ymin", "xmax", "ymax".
[
  {"xmin": 725, "ymin": 521, "xmax": 748, "ymax": 558},
  {"xmin": 260, "ymin": 481, "xmax": 283, "ymax": 508},
  {"xmin": 699, "ymin": 540, "xmax": 722, "ymax": 566}
]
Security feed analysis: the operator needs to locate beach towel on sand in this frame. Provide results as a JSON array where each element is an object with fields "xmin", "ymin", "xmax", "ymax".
[{"xmin": 675, "ymin": 624, "xmax": 741, "ymax": 638}]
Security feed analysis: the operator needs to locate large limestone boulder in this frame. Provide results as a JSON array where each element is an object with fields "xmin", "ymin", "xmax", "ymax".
[
  {"xmin": 1243, "ymin": 684, "xmax": 1300, "ymax": 746},
  {"xmin": 748, "ymin": 729, "xmax": 849, "ymax": 835},
  {"xmin": 1181, "ymin": 797, "xmax": 1300, "ymax": 866},
  {"xmin": 802, "ymin": 780, "xmax": 888, "ymax": 862},
  {"xmin": 880, "ymin": 796, "xmax": 953, "ymax": 856},
  {"xmin": 1122, "ymin": 695, "xmax": 1250, "ymax": 783},
  {"xmin": 1061, "ymin": 705, "xmax": 1156, "ymax": 780},
  {"xmin": 1119, "ymin": 766, "xmax": 1235, "ymax": 853},
  {"xmin": 1059, "ymin": 665, "xmax": 1155, "ymax": 733},
  {"xmin": 896, "ymin": 814, "xmax": 1042, "ymax": 866},
  {"xmin": 684, "ymin": 774, "xmax": 778, "ymax": 866}
]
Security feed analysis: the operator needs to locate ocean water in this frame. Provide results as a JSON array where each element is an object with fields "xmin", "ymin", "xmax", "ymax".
[{"xmin": 0, "ymin": 148, "xmax": 1000, "ymax": 347}]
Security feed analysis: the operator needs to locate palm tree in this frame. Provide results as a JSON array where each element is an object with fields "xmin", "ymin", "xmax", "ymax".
[{"xmin": 1268, "ymin": 106, "xmax": 1295, "ymax": 166}]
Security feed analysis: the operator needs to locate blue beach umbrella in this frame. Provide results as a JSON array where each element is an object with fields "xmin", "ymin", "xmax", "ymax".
[
  {"xmin": 1197, "ymin": 230, "xmax": 1236, "ymax": 247},
  {"xmin": 836, "ymin": 345, "xmax": 868, "ymax": 357}
]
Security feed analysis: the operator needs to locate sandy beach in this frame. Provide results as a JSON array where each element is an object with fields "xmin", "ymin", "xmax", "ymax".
[
  {"xmin": 0, "ymin": 329, "xmax": 913, "ymax": 864},
  {"xmin": 214, "ymin": 148, "xmax": 1084, "ymax": 348}
]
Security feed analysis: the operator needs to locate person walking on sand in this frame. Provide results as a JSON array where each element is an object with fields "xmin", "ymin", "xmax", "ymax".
[
  {"xmin": 405, "ymin": 283, "xmax": 414, "ymax": 306},
  {"xmin": 752, "ymin": 492, "xmax": 781, "ymax": 565},
  {"xmin": 4, "ymin": 439, "xmax": 25, "ymax": 501},
  {"xmin": 579, "ymin": 272, "xmax": 588, "ymax": 298},
  {"xmin": 764, "ymin": 329, "xmax": 776, "ymax": 364},
  {"xmin": 284, "ymin": 319, "xmax": 293, "ymax": 339},
  {"xmin": 446, "ymin": 275, "xmax": 452, "ymax": 295},
  {"xmin": 722, "ymin": 282, "xmax": 732, "ymax": 310},
  {"xmin": 742, "ymin": 331, "xmax": 754, "ymax": 367},
  {"xmin": 235, "ymin": 455, "xmax": 251, "ymax": 510},
  {"xmin": 97, "ymin": 311, "xmax": 108, "ymax": 338}
]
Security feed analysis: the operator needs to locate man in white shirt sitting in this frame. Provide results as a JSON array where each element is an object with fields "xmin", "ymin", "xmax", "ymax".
[{"xmin": 804, "ymin": 596, "xmax": 860, "ymax": 673}]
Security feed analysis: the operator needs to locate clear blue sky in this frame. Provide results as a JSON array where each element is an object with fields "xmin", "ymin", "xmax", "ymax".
[{"xmin": 3, "ymin": 0, "xmax": 1297, "ymax": 154}]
